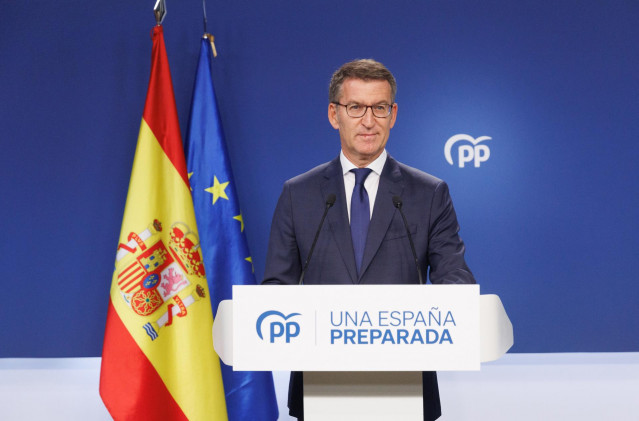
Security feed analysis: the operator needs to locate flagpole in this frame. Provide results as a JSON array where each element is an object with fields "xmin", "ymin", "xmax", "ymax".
[{"xmin": 202, "ymin": 0, "xmax": 208, "ymax": 34}]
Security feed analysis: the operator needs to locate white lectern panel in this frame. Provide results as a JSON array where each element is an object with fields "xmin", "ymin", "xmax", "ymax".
[{"xmin": 232, "ymin": 284, "xmax": 480, "ymax": 371}]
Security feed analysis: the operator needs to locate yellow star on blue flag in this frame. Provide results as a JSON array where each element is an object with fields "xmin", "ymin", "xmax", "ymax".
[
  {"xmin": 204, "ymin": 176, "xmax": 229, "ymax": 204},
  {"xmin": 233, "ymin": 214, "xmax": 244, "ymax": 232}
]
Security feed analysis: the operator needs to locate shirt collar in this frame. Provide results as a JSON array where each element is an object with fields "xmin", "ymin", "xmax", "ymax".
[{"xmin": 340, "ymin": 149, "xmax": 387, "ymax": 176}]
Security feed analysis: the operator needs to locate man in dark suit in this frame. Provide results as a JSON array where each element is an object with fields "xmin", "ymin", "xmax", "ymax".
[{"xmin": 263, "ymin": 59, "xmax": 476, "ymax": 421}]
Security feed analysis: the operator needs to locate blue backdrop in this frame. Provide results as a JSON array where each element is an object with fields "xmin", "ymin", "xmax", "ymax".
[{"xmin": 1, "ymin": 0, "xmax": 637, "ymax": 357}]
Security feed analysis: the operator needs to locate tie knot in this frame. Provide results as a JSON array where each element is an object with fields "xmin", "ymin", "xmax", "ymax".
[{"xmin": 351, "ymin": 168, "xmax": 373, "ymax": 185}]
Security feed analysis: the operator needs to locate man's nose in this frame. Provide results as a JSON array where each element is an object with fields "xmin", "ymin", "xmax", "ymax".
[{"xmin": 361, "ymin": 107, "xmax": 375, "ymax": 126}]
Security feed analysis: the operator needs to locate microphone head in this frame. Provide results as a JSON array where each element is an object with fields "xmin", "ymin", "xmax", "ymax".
[
  {"xmin": 326, "ymin": 193, "xmax": 336, "ymax": 207},
  {"xmin": 392, "ymin": 195, "xmax": 402, "ymax": 208}
]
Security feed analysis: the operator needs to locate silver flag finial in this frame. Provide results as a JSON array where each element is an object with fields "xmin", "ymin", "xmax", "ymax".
[{"xmin": 154, "ymin": 0, "xmax": 166, "ymax": 25}]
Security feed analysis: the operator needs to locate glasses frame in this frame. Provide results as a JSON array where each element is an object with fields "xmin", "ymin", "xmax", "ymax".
[{"xmin": 331, "ymin": 102, "xmax": 394, "ymax": 118}]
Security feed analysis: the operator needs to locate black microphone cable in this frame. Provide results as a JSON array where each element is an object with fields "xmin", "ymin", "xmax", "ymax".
[
  {"xmin": 392, "ymin": 195, "xmax": 424, "ymax": 285},
  {"xmin": 299, "ymin": 194, "xmax": 336, "ymax": 285}
]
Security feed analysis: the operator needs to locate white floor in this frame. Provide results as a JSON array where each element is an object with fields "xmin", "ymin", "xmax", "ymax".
[{"xmin": 0, "ymin": 353, "xmax": 637, "ymax": 420}]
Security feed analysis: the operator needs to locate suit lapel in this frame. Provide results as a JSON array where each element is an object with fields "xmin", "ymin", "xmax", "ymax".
[
  {"xmin": 358, "ymin": 156, "xmax": 404, "ymax": 282},
  {"xmin": 321, "ymin": 157, "xmax": 358, "ymax": 284}
]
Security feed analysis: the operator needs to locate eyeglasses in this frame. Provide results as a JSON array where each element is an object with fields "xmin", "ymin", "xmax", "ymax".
[{"xmin": 332, "ymin": 102, "xmax": 394, "ymax": 118}]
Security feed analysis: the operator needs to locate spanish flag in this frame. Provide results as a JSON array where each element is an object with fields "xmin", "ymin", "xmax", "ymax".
[{"xmin": 100, "ymin": 26, "xmax": 227, "ymax": 421}]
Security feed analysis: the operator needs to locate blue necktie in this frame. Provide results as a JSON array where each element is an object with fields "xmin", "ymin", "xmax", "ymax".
[{"xmin": 350, "ymin": 168, "xmax": 373, "ymax": 276}]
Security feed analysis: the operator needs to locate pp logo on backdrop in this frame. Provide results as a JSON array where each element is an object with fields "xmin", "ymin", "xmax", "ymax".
[
  {"xmin": 256, "ymin": 310, "xmax": 301, "ymax": 343},
  {"xmin": 444, "ymin": 134, "xmax": 491, "ymax": 168}
]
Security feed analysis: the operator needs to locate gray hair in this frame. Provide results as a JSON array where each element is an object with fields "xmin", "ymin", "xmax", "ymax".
[{"xmin": 329, "ymin": 59, "xmax": 397, "ymax": 103}]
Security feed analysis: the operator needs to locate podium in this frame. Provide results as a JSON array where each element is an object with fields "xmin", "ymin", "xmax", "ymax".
[{"xmin": 214, "ymin": 285, "xmax": 513, "ymax": 420}]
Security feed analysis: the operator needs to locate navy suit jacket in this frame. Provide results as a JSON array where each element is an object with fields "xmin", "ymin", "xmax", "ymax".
[{"xmin": 263, "ymin": 154, "xmax": 476, "ymax": 420}]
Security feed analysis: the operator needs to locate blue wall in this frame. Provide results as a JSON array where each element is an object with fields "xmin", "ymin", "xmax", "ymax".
[{"xmin": 1, "ymin": 1, "xmax": 637, "ymax": 357}]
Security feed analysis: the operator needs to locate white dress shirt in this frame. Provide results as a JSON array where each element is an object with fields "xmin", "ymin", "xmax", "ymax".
[{"xmin": 340, "ymin": 149, "xmax": 387, "ymax": 222}]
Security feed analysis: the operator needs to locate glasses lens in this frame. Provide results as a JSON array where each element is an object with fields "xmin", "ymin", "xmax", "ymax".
[
  {"xmin": 346, "ymin": 104, "xmax": 365, "ymax": 118},
  {"xmin": 372, "ymin": 104, "xmax": 391, "ymax": 117}
]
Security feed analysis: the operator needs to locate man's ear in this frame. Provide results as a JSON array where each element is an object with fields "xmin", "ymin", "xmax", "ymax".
[
  {"xmin": 328, "ymin": 103, "xmax": 340, "ymax": 129},
  {"xmin": 389, "ymin": 102, "xmax": 398, "ymax": 129}
]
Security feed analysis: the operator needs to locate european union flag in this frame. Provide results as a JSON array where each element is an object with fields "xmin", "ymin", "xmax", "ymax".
[{"xmin": 185, "ymin": 37, "xmax": 279, "ymax": 421}]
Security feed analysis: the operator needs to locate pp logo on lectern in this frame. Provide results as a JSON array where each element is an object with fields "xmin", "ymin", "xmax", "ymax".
[
  {"xmin": 256, "ymin": 310, "xmax": 301, "ymax": 343},
  {"xmin": 444, "ymin": 134, "xmax": 491, "ymax": 168}
]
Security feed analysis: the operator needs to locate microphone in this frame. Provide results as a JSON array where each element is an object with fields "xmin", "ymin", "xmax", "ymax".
[
  {"xmin": 299, "ymin": 194, "xmax": 336, "ymax": 285},
  {"xmin": 392, "ymin": 196, "xmax": 424, "ymax": 285}
]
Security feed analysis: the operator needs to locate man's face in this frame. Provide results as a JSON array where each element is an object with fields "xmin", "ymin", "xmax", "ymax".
[{"xmin": 328, "ymin": 78, "xmax": 397, "ymax": 167}]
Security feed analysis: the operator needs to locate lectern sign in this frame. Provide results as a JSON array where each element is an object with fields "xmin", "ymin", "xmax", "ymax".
[{"xmin": 233, "ymin": 284, "xmax": 480, "ymax": 371}]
